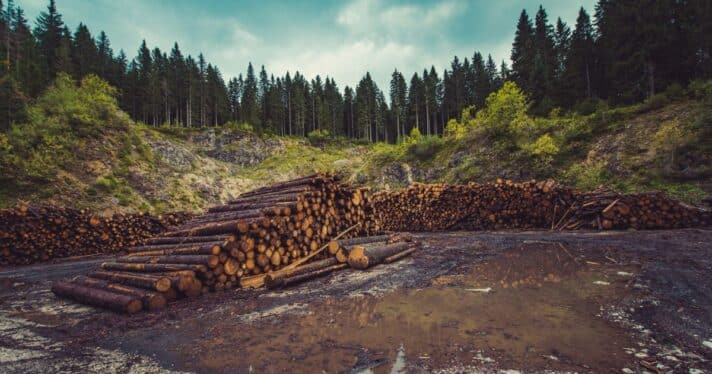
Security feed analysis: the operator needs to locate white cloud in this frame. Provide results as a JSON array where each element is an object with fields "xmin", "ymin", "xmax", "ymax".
[
  {"xmin": 336, "ymin": 0, "xmax": 464, "ymax": 38},
  {"xmin": 267, "ymin": 39, "xmax": 417, "ymax": 89}
]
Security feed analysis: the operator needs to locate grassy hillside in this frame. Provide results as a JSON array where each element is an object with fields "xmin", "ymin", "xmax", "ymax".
[
  {"xmin": 354, "ymin": 81, "xmax": 712, "ymax": 205},
  {"xmin": 1, "ymin": 75, "xmax": 710, "ymax": 215}
]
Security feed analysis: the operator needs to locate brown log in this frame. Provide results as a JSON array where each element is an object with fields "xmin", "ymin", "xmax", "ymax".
[
  {"xmin": 101, "ymin": 262, "xmax": 208, "ymax": 273},
  {"xmin": 348, "ymin": 242, "xmax": 413, "ymax": 270},
  {"xmin": 52, "ymin": 281, "xmax": 143, "ymax": 314},
  {"xmin": 146, "ymin": 235, "xmax": 229, "ymax": 245},
  {"xmin": 271, "ymin": 263, "xmax": 348, "ymax": 289},
  {"xmin": 89, "ymin": 270, "xmax": 172, "ymax": 292},
  {"xmin": 127, "ymin": 243, "xmax": 222, "ymax": 256},
  {"xmin": 72, "ymin": 275, "xmax": 166, "ymax": 311},
  {"xmin": 116, "ymin": 255, "xmax": 220, "ymax": 268}
]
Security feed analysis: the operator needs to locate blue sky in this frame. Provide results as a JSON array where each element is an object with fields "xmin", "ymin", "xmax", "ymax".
[{"xmin": 19, "ymin": 0, "xmax": 596, "ymax": 89}]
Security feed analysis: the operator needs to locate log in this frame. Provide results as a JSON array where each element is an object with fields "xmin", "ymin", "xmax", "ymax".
[
  {"xmin": 270, "ymin": 263, "xmax": 348, "ymax": 289},
  {"xmin": 116, "ymin": 255, "xmax": 220, "ymax": 268},
  {"xmin": 72, "ymin": 275, "xmax": 167, "ymax": 311},
  {"xmin": 264, "ymin": 257, "xmax": 338, "ymax": 288},
  {"xmin": 89, "ymin": 270, "xmax": 172, "ymax": 292},
  {"xmin": 52, "ymin": 281, "xmax": 143, "ymax": 314},
  {"xmin": 127, "ymin": 243, "xmax": 222, "ymax": 256},
  {"xmin": 101, "ymin": 262, "xmax": 208, "ymax": 273},
  {"xmin": 348, "ymin": 242, "xmax": 414, "ymax": 270},
  {"xmin": 146, "ymin": 235, "xmax": 228, "ymax": 245}
]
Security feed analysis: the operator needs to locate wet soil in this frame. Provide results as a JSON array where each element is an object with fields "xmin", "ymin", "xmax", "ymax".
[{"xmin": 0, "ymin": 229, "xmax": 710, "ymax": 373}]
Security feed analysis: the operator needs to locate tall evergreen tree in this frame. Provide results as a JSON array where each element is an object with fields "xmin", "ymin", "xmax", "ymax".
[
  {"xmin": 511, "ymin": 9, "xmax": 534, "ymax": 92},
  {"xmin": 241, "ymin": 62, "xmax": 259, "ymax": 128}
]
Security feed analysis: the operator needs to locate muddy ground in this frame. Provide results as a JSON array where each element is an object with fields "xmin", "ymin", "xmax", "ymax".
[{"xmin": 0, "ymin": 229, "xmax": 710, "ymax": 373}]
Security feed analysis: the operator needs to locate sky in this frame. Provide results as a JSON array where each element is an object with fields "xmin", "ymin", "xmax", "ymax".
[{"xmin": 18, "ymin": 0, "xmax": 597, "ymax": 90}]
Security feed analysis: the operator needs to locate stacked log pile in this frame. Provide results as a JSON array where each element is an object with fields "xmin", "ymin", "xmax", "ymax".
[
  {"xmin": 555, "ymin": 188, "xmax": 711, "ymax": 230},
  {"xmin": 264, "ymin": 233, "xmax": 418, "ymax": 289},
  {"xmin": 0, "ymin": 205, "xmax": 189, "ymax": 266},
  {"xmin": 372, "ymin": 179, "xmax": 575, "ymax": 231},
  {"xmin": 371, "ymin": 179, "xmax": 711, "ymax": 231},
  {"xmin": 52, "ymin": 174, "xmax": 380, "ymax": 313}
]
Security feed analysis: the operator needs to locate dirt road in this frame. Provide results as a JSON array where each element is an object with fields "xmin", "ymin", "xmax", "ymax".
[{"xmin": 1, "ymin": 229, "xmax": 710, "ymax": 373}]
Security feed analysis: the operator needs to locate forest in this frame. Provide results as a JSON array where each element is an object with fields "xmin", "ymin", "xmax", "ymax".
[{"xmin": 0, "ymin": 0, "xmax": 711, "ymax": 141}]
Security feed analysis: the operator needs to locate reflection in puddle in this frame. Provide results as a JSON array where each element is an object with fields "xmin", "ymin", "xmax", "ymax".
[{"xmin": 192, "ymin": 246, "xmax": 637, "ymax": 373}]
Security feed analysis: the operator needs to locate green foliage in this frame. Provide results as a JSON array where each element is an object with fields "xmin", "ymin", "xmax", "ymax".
[
  {"xmin": 652, "ymin": 120, "xmax": 693, "ymax": 166},
  {"xmin": 402, "ymin": 127, "xmax": 423, "ymax": 148},
  {"xmin": 563, "ymin": 161, "xmax": 610, "ymax": 190},
  {"xmin": 0, "ymin": 74, "xmax": 130, "ymax": 181},
  {"xmin": 688, "ymin": 80, "xmax": 712, "ymax": 103},
  {"xmin": 407, "ymin": 135, "xmax": 443, "ymax": 161},
  {"xmin": 638, "ymin": 92, "xmax": 670, "ymax": 113},
  {"xmin": 224, "ymin": 121, "xmax": 254, "ymax": 133},
  {"xmin": 475, "ymin": 81, "xmax": 530, "ymax": 137},
  {"xmin": 307, "ymin": 128, "xmax": 331, "ymax": 145}
]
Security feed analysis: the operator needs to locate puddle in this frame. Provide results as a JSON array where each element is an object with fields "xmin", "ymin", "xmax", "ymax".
[{"xmin": 181, "ymin": 246, "xmax": 638, "ymax": 372}]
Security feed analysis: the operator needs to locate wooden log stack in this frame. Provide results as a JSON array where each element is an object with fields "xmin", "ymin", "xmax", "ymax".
[
  {"xmin": 264, "ymin": 233, "xmax": 418, "ymax": 289},
  {"xmin": 372, "ymin": 179, "xmax": 576, "ymax": 231},
  {"xmin": 52, "ymin": 173, "xmax": 380, "ymax": 312},
  {"xmin": 0, "ymin": 205, "xmax": 190, "ymax": 266},
  {"xmin": 371, "ymin": 179, "xmax": 711, "ymax": 232},
  {"xmin": 555, "ymin": 188, "xmax": 712, "ymax": 230}
]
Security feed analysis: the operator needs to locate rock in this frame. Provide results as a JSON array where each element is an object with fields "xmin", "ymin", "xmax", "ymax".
[
  {"xmin": 380, "ymin": 163, "xmax": 414, "ymax": 187},
  {"xmin": 149, "ymin": 140, "xmax": 195, "ymax": 172},
  {"xmin": 193, "ymin": 129, "xmax": 284, "ymax": 166}
]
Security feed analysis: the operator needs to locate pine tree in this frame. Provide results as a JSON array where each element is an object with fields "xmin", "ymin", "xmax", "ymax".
[
  {"xmin": 343, "ymin": 85, "xmax": 354, "ymax": 137},
  {"xmin": 565, "ymin": 7, "xmax": 596, "ymax": 104},
  {"xmin": 484, "ymin": 54, "xmax": 500, "ymax": 93},
  {"xmin": 407, "ymin": 72, "xmax": 423, "ymax": 134},
  {"xmin": 241, "ymin": 62, "xmax": 259, "ymax": 128},
  {"xmin": 389, "ymin": 69, "xmax": 407, "ymax": 140},
  {"xmin": 33, "ymin": 0, "xmax": 64, "ymax": 81},
  {"xmin": 71, "ymin": 23, "xmax": 98, "ymax": 79},
  {"xmin": 530, "ymin": 5, "xmax": 556, "ymax": 108},
  {"xmin": 511, "ymin": 9, "xmax": 534, "ymax": 92},
  {"xmin": 471, "ymin": 51, "xmax": 488, "ymax": 109}
]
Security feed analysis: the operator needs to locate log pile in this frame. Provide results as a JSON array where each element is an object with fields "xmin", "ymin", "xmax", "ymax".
[
  {"xmin": 371, "ymin": 179, "xmax": 711, "ymax": 232},
  {"xmin": 0, "ymin": 205, "xmax": 190, "ymax": 266},
  {"xmin": 372, "ymin": 179, "xmax": 575, "ymax": 231},
  {"xmin": 555, "ymin": 188, "xmax": 712, "ymax": 230},
  {"xmin": 52, "ymin": 174, "xmax": 380, "ymax": 312},
  {"xmin": 264, "ymin": 233, "xmax": 418, "ymax": 289}
]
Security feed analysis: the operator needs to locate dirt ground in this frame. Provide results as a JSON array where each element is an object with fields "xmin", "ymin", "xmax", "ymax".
[{"xmin": 0, "ymin": 229, "xmax": 710, "ymax": 373}]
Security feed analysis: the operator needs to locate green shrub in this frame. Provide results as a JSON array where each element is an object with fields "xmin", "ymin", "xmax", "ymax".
[
  {"xmin": 224, "ymin": 121, "xmax": 254, "ymax": 133},
  {"xmin": 638, "ymin": 92, "xmax": 669, "ymax": 113},
  {"xmin": 687, "ymin": 79, "xmax": 712, "ymax": 102},
  {"xmin": 1, "ymin": 74, "xmax": 129, "ymax": 181},
  {"xmin": 407, "ymin": 135, "xmax": 443, "ymax": 161},
  {"xmin": 94, "ymin": 175, "xmax": 119, "ymax": 191},
  {"xmin": 572, "ymin": 97, "xmax": 605, "ymax": 115},
  {"xmin": 307, "ymin": 128, "xmax": 331, "ymax": 145},
  {"xmin": 475, "ymin": 81, "xmax": 531, "ymax": 138},
  {"xmin": 664, "ymin": 82, "xmax": 684, "ymax": 99},
  {"xmin": 563, "ymin": 161, "xmax": 610, "ymax": 190}
]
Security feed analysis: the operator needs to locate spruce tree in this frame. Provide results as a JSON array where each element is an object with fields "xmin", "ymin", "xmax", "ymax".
[{"xmin": 511, "ymin": 9, "xmax": 534, "ymax": 92}]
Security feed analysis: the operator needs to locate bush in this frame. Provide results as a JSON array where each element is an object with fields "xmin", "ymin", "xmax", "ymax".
[
  {"xmin": 0, "ymin": 74, "xmax": 129, "ymax": 181},
  {"xmin": 573, "ymin": 97, "xmax": 605, "ymax": 116},
  {"xmin": 307, "ymin": 128, "xmax": 331, "ymax": 145},
  {"xmin": 475, "ymin": 81, "xmax": 531, "ymax": 137},
  {"xmin": 563, "ymin": 161, "xmax": 610, "ymax": 190},
  {"xmin": 224, "ymin": 121, "xmax": 254, "ymax": 133},
  {"xmin": 638, "ymin": 92, "xmax": 669, "ymax": 113},
  {"xmin": 688, "ymin": 80, "xmax": 712, "ymax": 102},
  {"xmin": 407, "ymin": 135, "xmax": 443, "ymax": 161}
]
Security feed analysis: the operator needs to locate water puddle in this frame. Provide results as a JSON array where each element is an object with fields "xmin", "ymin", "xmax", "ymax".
[{"xmin": 186, "ymin": 245, "xmax": 638, "ymax": 372}]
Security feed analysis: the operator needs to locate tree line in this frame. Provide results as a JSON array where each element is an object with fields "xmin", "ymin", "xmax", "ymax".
[{"xmin": 1, "ymin": 0, "xmax": 710, "ymax": 139}]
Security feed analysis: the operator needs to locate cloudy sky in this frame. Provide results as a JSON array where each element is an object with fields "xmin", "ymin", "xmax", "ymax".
[{"xmin": 19, "ymin": 0, "xmax": 596, "ymax": 89}]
